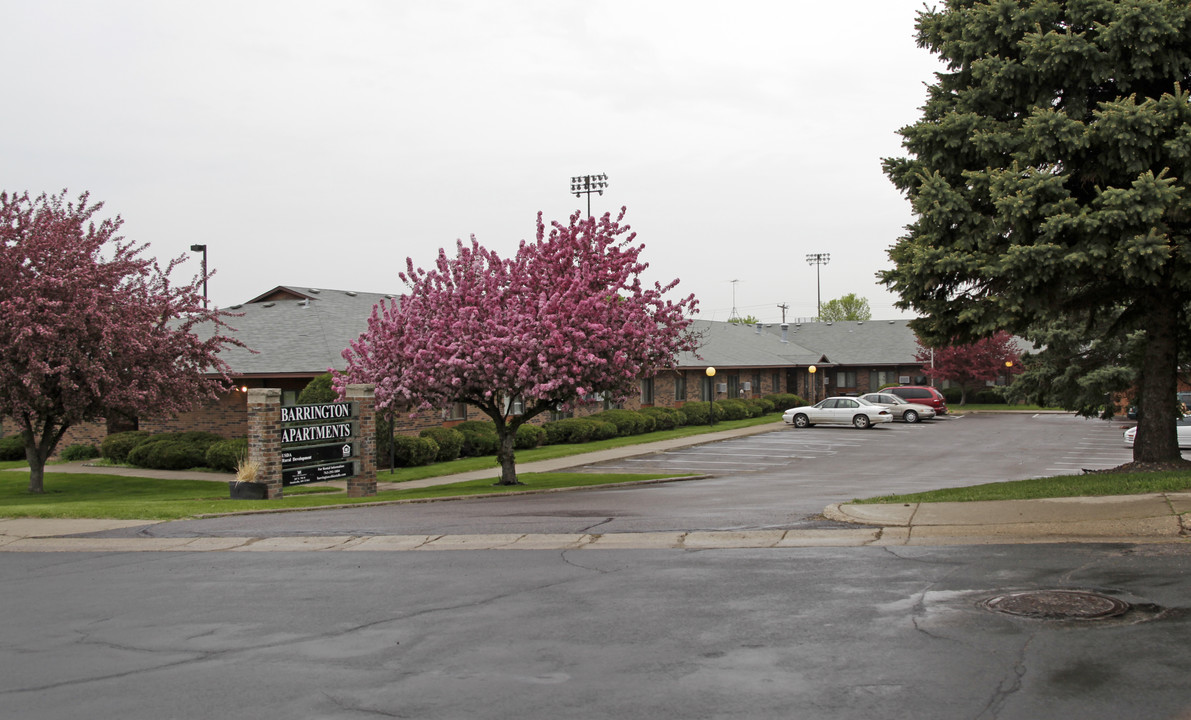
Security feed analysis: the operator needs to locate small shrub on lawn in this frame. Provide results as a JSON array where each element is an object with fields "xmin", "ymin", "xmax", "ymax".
[
  {"xmin": 764, "ymin": 394, "xmax": 805, "ymax": 410},
  {"xmin": 126, "ymin": 432, "xmax": 224, "ymax": 470},
  {"xmin": 100, "ymin": 430, "xmax": 153, "ymax": 463},
  {"xmin": 420, "ymin": 427, "xmax": 464, "ymax": 462},
  {"xmin": 515, "ymin": 423, "xmax": 547, "ymax": 449},
  {"xmin": 205, "ymin": 438, "xmax": 248, "ymax": 472},
  {"xmin": 0, "ymin": 435, "xmax": 25, "ymax": 461},
  {"xmin": 392, "ymin": 435, "xmax": 439, "ymax": 466},
  {"xmin": 715, "ymin": 399, "xmax": 751, "ymax": 420},
  {"xmin": 591, "ymin": 409, "xmax": 653, "ymax": 436},
  {"xmin": 639, "ymin": 406, "xmax": 680, "ymax": 431},
  {"xmin": 60, "ymin": 443, "xmax": 100, "ymax": 461},
  {"xmin": 745, "ymin": 397, "xmax": 775, "ymax": 414},
  {"xmin": 942, "ymin": 387, "xmax": 963, "ymax": 404},
  {"xmin": 454, "ymin": 421, "xmax": 498, "ymax": 457},
  {"xmin": 543, "ymin": 418, "xmax": 594, "ymax": 444},
  {"xmin": 297, "ymin": 373, "xmax": 337, "ymax": 404}
]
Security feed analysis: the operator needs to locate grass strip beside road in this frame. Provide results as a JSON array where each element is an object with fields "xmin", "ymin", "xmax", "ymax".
[
  {"xmin": 857, "ymin": 469, "xmax": 1191, "ymax": 504},
  {"xmin": 0, "ymin": 472, "xmax": 679, "ymax": 520}
]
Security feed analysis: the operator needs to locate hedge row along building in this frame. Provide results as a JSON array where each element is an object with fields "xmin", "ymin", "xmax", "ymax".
[{"xmin": 5, "ymin": 286, "xmax": 932, "ymax": 451}]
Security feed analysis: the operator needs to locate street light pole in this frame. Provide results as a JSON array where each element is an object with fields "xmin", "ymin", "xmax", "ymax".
[
  {"xmin": 190, "ymin": 244, "xmax": 208, "ymax": 308},
  {"xmin": 571, "ymin": 174, "xmax": 608, "ymax": 218},
  {"xmin": 705, "ymin": 367, "xmax": 717, "ymax": 426},
  {"xmin": 806, "ymin": 253, "xmax": 830, "ymax": 320}
]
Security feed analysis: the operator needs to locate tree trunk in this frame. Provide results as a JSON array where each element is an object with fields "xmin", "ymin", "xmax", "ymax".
[
  {"xmin": 20, "ymin": 417, "xmax": 66, "ymax": 494},
  {"xmin": 24, "ymin": 439, "xmax": 47, "ymax": 494},
  {"xmin": 1134, "ymin": 297, "xmax": 1181, "ymax": 463},
  {"xmin": 494, "ymin": 425, "xmax": 521, "ymax": 486}
]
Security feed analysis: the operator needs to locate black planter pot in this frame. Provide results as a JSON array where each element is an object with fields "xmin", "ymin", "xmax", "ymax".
[{"xmin": 229, "ymin": 481, "xmax": 268, "ymax": 500}]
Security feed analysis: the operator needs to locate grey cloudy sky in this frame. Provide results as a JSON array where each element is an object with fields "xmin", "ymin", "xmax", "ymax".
[{"xmin": 2, "ymin": 0, "xmax": 943, "ymax": 322}]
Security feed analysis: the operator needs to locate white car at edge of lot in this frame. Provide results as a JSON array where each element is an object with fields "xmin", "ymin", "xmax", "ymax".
[
  {"xmin": 782, "ymin": 396, "xmax": 894, "ymax": 430},
  {"xmin": 1123, "ymin": 417, "xmax": 1191, "ymax": 448}
]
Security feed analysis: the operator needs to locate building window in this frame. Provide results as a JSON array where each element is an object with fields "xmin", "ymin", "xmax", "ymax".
[
  {"xmin": 869, "ymin": 370, "xmax": 898, "ymax": 390},
  {"xmin": 446, "ymin": 402, "xmax": 468, "ymax": 421},
  {"xmin": 281, "ymin": 389, "xmax": 299, "ymax": 406},
  {"xmin": 836, "ymin": 370, "xmax": 857, "ymax": 389},
  {"xmin": 502, "ymin": 395, "xmax": 524, "ymax": 416},
  {"xmin": 752, "ymin": 372, "xmax": 762, "ymax": 396},
  {"xmin": 675, "ymin": 373, "xmax": 687, "ymax": 401},
  {"xmin": 727, "ymin": 374, "xmax": 739, "ymax": 398},
  {"xmin": 550, "ymin": 407, "xmax": 574, "ymax": 421},
  {"xmin": 701, "ymin": 376, "xmax": 714, "ymax": 401},
  {"xmin": 641, "ymin": 378, "xmax": 654, "ymax": 405},
  {"xmin": 772, "ymin": 371, "xmax": 782, "ymax": 394}
]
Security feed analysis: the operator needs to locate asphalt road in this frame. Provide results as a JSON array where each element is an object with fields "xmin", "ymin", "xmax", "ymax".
[
  {"xmin": 8, "ymin": 413, "xmax": 1191, "ymax": 719},
  {"xmin": 4, "ymin": 543, "xmax": 1190, "ymax": 720},
  {"xmin": 121, "ymin": 413, "xmax": 1136, "ymax": 539}
]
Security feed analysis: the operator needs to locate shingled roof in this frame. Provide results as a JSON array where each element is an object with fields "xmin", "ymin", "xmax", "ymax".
[
  {"xmin": 201, "ymin": 286, "xmax": 922, "ymax": 378},
  {"xmin": 202, "ymin": 286, "xmax": 395, "ymax": 377},
  {"xmin": 771, "ymin": 319, "xmax": 920, "ymax": 366}
]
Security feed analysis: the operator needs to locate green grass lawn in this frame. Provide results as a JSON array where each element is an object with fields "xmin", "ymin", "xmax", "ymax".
[
  {"xmin": 0, "ymin": 471, "xmax": 681, "ymax": 520},
  {"xmin": 856, "ymin": 469, "xmax": 1191, "ymax": 504},
  {"xmin": 373, "ymin": 413, "xmax": 782, "ymax": 482}
]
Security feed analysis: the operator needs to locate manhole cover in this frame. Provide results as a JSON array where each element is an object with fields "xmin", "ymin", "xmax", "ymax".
[{"xmin": 980, "ymin": 590, "xmax": 1131, "ymax": 620}]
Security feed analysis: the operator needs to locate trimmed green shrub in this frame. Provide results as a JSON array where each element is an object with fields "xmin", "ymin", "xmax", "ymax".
[
  {"xmin": 515, "ymin": 423, "xmax": 547, "ymax": 449},
  {"xmin": 392, "ymin": 435, "xmax": 439, "ymax": 466},
  {"xmin": 420, "ymin": 427, "xmax": 464, "ymax": 462},
  {"xmin": 745, "ymin": 397, "xmax": 776, "ymax": 414},
  {"xmin": 0, "ymin": 435, "xmax": 26, "ymax": 461},
  {"xmin": 591, "ymin": 409, "xmax": 653, "ymax": 436},
  {"xmin": 454, "ymin": 421, "xmax": 498, "ymax": 457},
  {"xmin": 764, "ymin": 394, "xmax": 805, "ymax": 410},
  {"xmin": 543, "ymin": 418, "xmax": 594, "ymax": 444},
  {"xmin": 205, "ymin": 438, "xmax": 248, "ymax": 472},
  {"xmin": 942, "ymin": 386, "xmax": 963, "ymax": 404},
  {"xmin": 454, "ymin": 420, "xmax": 496, "ymax": 435},
  {"xmin": 100, "ymin": 430, "xmax": 153, "ymax": 463},
  {"xmin": 297, "ymin": 373, "xmax": 337, "ymax": 404},
  {"xmin": 126, "ymin": 432, "xmax": 224, "ymax": 470},
  {"xmin": 639, "ymin": 406, "xmax": 680, "ymax": 431},
  {"xmin": 131, "ymin": 440, "xmax": 206, "ymax": 470},
  {"xmin": 715, "ymin": 399, "xmax": 750, "ymax": 420},
  {"xmin": 588, "ymin": 419, "xmax": 618, "ymax": 440},
  {"xmin": 60, "ymin": 443, "xmax": 100, "ymax": 461}
]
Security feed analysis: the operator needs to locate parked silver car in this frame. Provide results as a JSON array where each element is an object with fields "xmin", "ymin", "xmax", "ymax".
[
  {"xmin": 858, "ymin": 392, "xmax": 937, "ymax": 423},
  {"xmin": 782, "ymin": 396, "xmax": 893, "ymax": 429}
]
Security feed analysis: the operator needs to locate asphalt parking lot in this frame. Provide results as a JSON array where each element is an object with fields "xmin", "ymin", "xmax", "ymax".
[{"xmin": 120, "ymin": 413, "xmax": 1140, "ymax": 539}]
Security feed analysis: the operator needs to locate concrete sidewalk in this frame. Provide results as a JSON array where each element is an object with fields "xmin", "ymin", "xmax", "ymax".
[{"xmin": 824, "ymin": 493, "xmax": 1191, "ymax": 545}]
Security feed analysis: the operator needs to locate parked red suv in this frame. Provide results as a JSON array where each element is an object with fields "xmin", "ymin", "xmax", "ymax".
[{"xmin": 884, "ymin": 386, "xmax": 948, "ymax": 415}]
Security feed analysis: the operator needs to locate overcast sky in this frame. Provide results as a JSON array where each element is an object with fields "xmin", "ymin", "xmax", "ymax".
[{"xmin": 2, "ymin": 1, "xmax": 944, "ymax": 323}]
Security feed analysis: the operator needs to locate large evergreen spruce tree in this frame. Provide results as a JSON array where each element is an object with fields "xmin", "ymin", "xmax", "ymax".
[{"xmin": 883, "ymin": 0, "xmax": 1191, "ymax": 465}]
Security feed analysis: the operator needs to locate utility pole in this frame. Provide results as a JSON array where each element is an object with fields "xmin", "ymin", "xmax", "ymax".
[
  {"xmin": 777, "ymin": 303, "xmax": 789, "ymax": 323},
  {"xmin": 729, "ymin": 279, "xmax": 740, "ymax": 322}
]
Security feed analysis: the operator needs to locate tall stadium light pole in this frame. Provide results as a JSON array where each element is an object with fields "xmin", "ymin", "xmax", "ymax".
[
  {"xmin": 571, "ymin": 173, "xmax": 608, "ymax": 218},
  {"xmin": 806, "ymin": 253, "xmax": 830, "ymax": 320},
  {"xmin": 190, "ymin": 244, "xmax": 208, "ymax": 308}
]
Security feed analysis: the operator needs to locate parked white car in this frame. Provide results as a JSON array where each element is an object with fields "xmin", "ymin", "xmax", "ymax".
[
  {"xmin": 782, "ymin": 396, "xmax": 894, "ymax": 429},
  {"xmin": 1123, "ymin": 418, "xmax": 1191, "ymax": 449},
  {"xmin": 858, "ymin": 392, "xmax": 937, "ymax": 423}
]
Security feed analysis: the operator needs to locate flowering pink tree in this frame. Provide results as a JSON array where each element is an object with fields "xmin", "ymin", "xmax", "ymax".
[
  {"xmin": 915, "ymin": 331, "xmax": 1022, "ymax": 405},
  {"xmin": 0, "ymin": 190, "xmax": 242, "ymax": 493},
  {"xmin": 338, "ymin": 209, "xmax": 698, "ymax": 485}
]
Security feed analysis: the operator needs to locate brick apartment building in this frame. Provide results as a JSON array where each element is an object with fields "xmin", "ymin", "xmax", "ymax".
[{"xmin": 3, "ymin": 285, "xmax": 931, "ymax": 451}]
